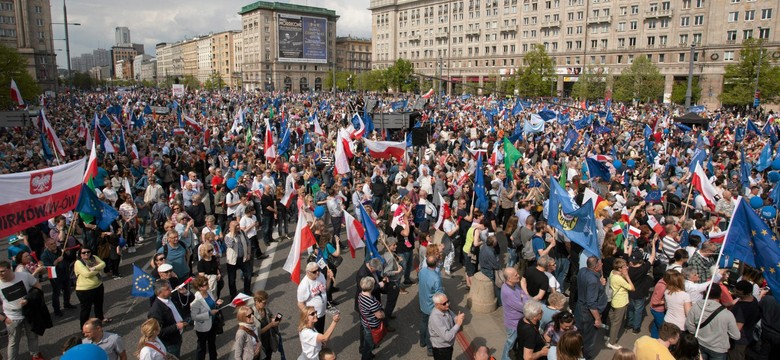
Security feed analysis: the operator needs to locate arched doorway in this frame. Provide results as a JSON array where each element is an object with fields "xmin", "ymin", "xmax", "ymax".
[
  {"xmin": 284, "ymin": 77, "xmax": 292, "ymax": 91},
  {"xmin": 314, "ymin": 77, "xmax": 322, "ymax": 91},
  {"xmin": 300, "ymin": 77, "xmax": 309, "ymax": 93}
]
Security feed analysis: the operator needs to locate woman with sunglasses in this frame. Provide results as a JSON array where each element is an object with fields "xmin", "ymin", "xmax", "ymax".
[
  {"xmin": 150, "ymin": 254, "xmax": 167, "ymax": 279},
  {"xmin": 297, "ymin": 305, "xmax": 341, "ymax": 360},
  {"xmin": 233, "ymin": 305, "xmax": 261, "ymax": 360},
  {"xmin": 252, "ymin": 290, "xmax": 282, "ymax": 360},
  {"xmin": 13, "ymin": 251, "xmax": 45, "ymax": 277},
  {"xmin": 197, "ymin": 236, "xmax": 222, "ymax": 298},
  {"xmin": 74, "ymin": 247, "xmax": 109, "ymax": 327},
  {"xmin": 191, "ymin": 275, "xmax": 224, "ymax": 360}
]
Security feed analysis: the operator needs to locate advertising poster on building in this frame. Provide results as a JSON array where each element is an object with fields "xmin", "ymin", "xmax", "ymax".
[{"xmin": 278, "ymin": 13, "xmax": 327, "ymax": 63}]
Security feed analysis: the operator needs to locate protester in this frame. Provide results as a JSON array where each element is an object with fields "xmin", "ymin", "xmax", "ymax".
[
  {"xmin": 0, "ymin": 260, "xmax": 44, "ymax": 360},
  {"xmin": 82, "ymin": 318, "xmax": 128, "ymax": 360},
  {"xmin": 428, "ymin": 293, "xmax": 464, "ymax": 360},
  {"xmin": 148, "ymin": 279, "xmax": 186, "ymax": 358},
  {"xmin": 684, "ymin": 284, "xmax": 740, "ymax": 359},
  {"xmin": 74, "ymin": 247, "xmax": 108, "ymax": 327},
  {"xmin": 190, "ymin": 275, "xmax": 223, "ymax": 360},
  {"xmin": 233, "ymin": 305, "xmax": 262, "ymax": 360},
  {"xmin": 297, "ymin": 306, "xmax": 341, "ymax": 360},
  {"xmin": 633, "ymin": 322, "xmax": 680, "ymax": 360},
  {"xmin": 136, "ymin": 319, "xmax": 169, "ymax": 360},
  {"xmin": 252, "ymin": 291, "xmax": 282, "ymax": 360}
]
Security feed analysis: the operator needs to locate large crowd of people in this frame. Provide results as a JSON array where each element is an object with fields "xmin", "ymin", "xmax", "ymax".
[{"xmin": 1, "ymin": 86, "xmax": 780, "ymax": 360}]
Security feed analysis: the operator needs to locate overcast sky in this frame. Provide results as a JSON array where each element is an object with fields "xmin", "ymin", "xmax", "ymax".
[{"xmin": 52, "ymin": 0, "xmax": 371, "ymax": 68}]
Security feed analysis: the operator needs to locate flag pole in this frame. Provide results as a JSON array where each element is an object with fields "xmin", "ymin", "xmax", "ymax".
[
  {"xmin": 694, "ymin": 196, "xmax": 739, "ymax": 337},
  {"xmin": 682, "ymin": 180, "xmax": 695, "ymax": 218}
]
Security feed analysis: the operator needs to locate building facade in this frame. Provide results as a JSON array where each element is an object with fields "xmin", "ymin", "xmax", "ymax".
[
  {"xmin": 140, "ymin": 58, "xmax": 157, "ymax": 82},
  {"xmin": 111, "ymin": 46, "xmax": 138, "ymax": 79},
  {"xmin": 239, "ymin": 1, "xmax": 339, "ymax": 92},
  {"xmin": 336, "ymin": 36, "xmax": 373, "ymax": 74},
  {"xmin": 0, "ymin": 0, "xmax": 57, "ymax": 90},
  {"xmin": 133, "ymin": 54, "xmax": 153, "ymax": 80},
  {"xmin": 369, "ymin": 0, "xmax": 780, "ymax": 107},
  {"xmin": 211, "ymin": 30, "xmax": 240, "ymax": 88},
  {"xmin": 115, "ymin": 26, "xmax": 130, "ymax": 47}
]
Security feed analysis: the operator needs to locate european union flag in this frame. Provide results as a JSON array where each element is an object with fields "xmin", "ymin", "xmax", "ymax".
[
  {"xmin": 562, "ymin": 129, "xmax": 579, "ymax": 154},
  {"xmin": 573, "ymin": 114, "xmax": 593, "ymax": 130},
  {"xmin": 474, "ymin": 154, "xmax": 489, "ymax": 213},
  {"xmin": 557, "ymin": 112, "xmax": 570, "ymax": 125},
  {"xmin": 143, "ymin": 104, "xmax": 152, "ymax": 115},
  {"xmin": 735, "ymin": 127, "xmax": 746, "ymax": 143},
  {"xmin": 278, "ymin": 126, "xmax": 291, "ymax": 156},
  {"xmin": 722, "ymin": 198, "xmax": 780, "ymax": 292},
  {"xmin": 594, "ymin": 125, "xmax": 611, "ymax": 135},
  {"xmin": 75, "ymin": 184, "xmax": 119, "ymax": 230},
  {"xmin": 741, "ymin": 148, "xmax": 752, "ymax": 190},
  {"xmin": 512, "ymin": 100, "xmax": 525, "ymax": 116},
  {"xmin": 319, "ymin": 100, "xmax": 329, "ymax": 111},
  {"xmin": 132, "ymin": 264, "xmax": 155, "ymax": 298},
  {"xmin": 99, "ymin": 114, "xmax": 112, "ymax": 128},
  {"xmin": 644, "ymin": 124, "xmax": 653, "ymax": 139},
  {"xmin": 585, "ymin": 158, "xmax": 611, "ymax": 181},
  {"xmin": 538, "ymin": 109, "xmax": 557, "ymax": 121},
  {"xmin": 675, "ymin": 123, "xmax": 693, "ymax": 132},
  {"xmin": 645, "ymin": 190, "xmax": 663, "ymax": 203},
  {"xmin": 747, "ymin": 119, "xmax": 761, "ymax": 135},
  {"xmin": 548, "ymin": 179, "xmax": 600, "ymax": 257},
  {"xmin": 358, "ymin": 203, "xmax": 383, "ymax": 262},
  {"xmin": 757, "ymin": 142, "xmax": 773, "ymax": 172},
  {"xmin": 363, "ymin": 110, "xmax": 375, "ymax": 135},
  {"xmin": 605, "ymin": 110, "xmax": 615, "ymax": 125},
  {"xmin": 689, "ymin": 148, "xmax": 707, "ymax": 173},
  {"xmin": 524, "ymin": 114, "xmax": 545, "ymax": 134}
]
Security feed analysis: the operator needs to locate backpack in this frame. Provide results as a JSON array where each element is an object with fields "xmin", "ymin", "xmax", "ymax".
[{"xmin": 154, "ymin": 206, "xmax": 169, "ymax": 231}]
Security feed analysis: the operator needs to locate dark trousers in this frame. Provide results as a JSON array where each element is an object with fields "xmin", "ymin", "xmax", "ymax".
[
  {"xmin": 227, "ymin": 259, "xmax": 253, "ymax": 298},
  {"xmin": 433, "ymin": 346, "xmax": 454, "ymax": 360},
  {"xmin": 577, "ymin": 305, "xmax": 599, "ymax": 360},
  {"xmin": 759, "ymin": 333, "xmax": 780, "ymax": 359},
  {"xmin": 330, "ymin": 216, "xmax": 343, "ymax": 237},
  {"xmin": 399, "ymin": 251, "xmax": 414, "ymax": 283},
  {"xmin": 420, "ymin": 312, "xmax": 432, "ymax": 351},
  {"xmin": 76, "ymin": 284, "xmax": 105, "ymax": 327},
  {"xmin": 262, "ymin": 216, "xmax": 275, "ymax": 245},
  {"xmin": 51, "ymin": 272, "xmax": 73, "ymax": 312},
  {"xmin": 196, "ymin": 327, "xmax": 218, "ymax": 360},
  {"xmin": 382, "ymin": 281, "xmax": 400, "ymax": 317},
  {"xmin": 277, "ymin": 207, "xmax": 288, "ymax": 236},
  {"xmin": 360, "ymin": 323, "xmax": 376, "ymax": 360},
  {"xmin": 315, "ymin": 315, "xmax": 326, "ymax": 334},
  {"xmin": 498, "ymin": 207, "xmax": 513, "ymax": 230}
]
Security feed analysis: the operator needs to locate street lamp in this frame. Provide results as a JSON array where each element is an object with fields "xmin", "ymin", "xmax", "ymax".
[{"xmin": 53, "ymin": 0, "xmax": 80, "ymax": 91}]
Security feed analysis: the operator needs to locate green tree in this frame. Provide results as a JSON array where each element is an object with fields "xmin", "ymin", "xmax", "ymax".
[
  {"xmin": 356, "ymin": 69, "xmax": 387, "ymax": 92},
  {"xmin": 324, "ymin": 71, "xmax": 351, "ymax": 91},
  {"xmin": 385, "ymin": 59, "xmax": 415, "ymax": 92},
  {"xmin": 612, "ymin": 55, "xmax": 664, "ymax": 103},
  {"xmin": 71, "ymin": 72, "xmax": 96, "ymax": 90},
  {"xmin": 516, "ymin": 44, "xmax": 556, "ymax": 98},
  {"xmin": 571, "ymin": 66, "xmax": 607, "ymax": 101},
  {"xmin": 720, "ymin": 39, "xmax": 780, "ymax": 106},
  {"xmin": 670, "ymin": 76, "xmax": 702, "ymax": 105},
  {"xmin": 203, "ymin": 72, "xmax": 225, "ymax": 91},
  {"xmin": 174, "ymin": 75, "xmax": 200, "ymax": 90},
  {"xmin": 0, "ymin": 44, "xmax": 40, "ymax": 108}
]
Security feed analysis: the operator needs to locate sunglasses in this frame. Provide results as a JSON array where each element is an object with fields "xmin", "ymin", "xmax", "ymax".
[
  {"xmin": 308, "ymin": 312, "xmax": 317, "ymax": 317},
  {"xmin": 309, "ymin": 269, "xmax": 320, "ymax": 274},
  {"xmin": 81, "ymin": 251, "xmax": 92, "ymax": 255},
  {"xmin": 155, "ymin": 257, "xmax": 165, "ymax": 261},
  {"xmin": 441, "ymin": 300, "xmax": 450, "ymax": 306}
]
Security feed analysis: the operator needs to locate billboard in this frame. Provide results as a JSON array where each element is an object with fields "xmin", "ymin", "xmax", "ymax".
[{"xmin": 277, "ymin": 13, "xmax": 328, "ymax": 63}]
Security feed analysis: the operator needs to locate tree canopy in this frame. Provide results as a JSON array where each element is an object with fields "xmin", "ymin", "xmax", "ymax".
[
  {"xmin": 0, "ymin": 44, "xmax": 40, "ymax": 108},
  {"xmin": 720, "ymin": 39, "xmax": 780, "ymax": 106},
  {"xmin": 612, "ymin": 55, "xmax": 664, "ymax": 103},
  {"xmin": 571, "ymin": 65, "xmax": 607, "ymax": 101},
  {"xmin": 515, "ymin": 44, "xmax": 556, "ymax": 98}
]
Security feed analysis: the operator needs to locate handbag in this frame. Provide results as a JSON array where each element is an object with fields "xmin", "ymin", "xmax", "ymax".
[
  {"xmin": 358, "ymin": 294, "xmax": 387, "ymax": 344},
  {"xmin": 327, "ymin": 254, "xmax": 343, "ymax": 268},
  {"xmin": 212, "ymin": 310, "xmax": 225, "ymax": 334}
]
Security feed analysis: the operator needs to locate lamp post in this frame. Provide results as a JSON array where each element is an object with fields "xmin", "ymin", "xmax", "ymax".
[
  {"xmin": 684, "ymin": 44, "xmax": 695, "ymax": 109},
  {"xmin": 53, "ymin": 1, "xmax": 80, "ymax": 92}
]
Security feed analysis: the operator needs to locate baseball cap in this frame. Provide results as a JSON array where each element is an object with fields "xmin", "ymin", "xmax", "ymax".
[
  {"xmin": 7, "ymin": 235, "xmax": 19, "ymax": 244},
  {"xmin": 629, "ymin": 251, "xmax": 644, "ymax": 264},
  {"xmin": 157, "ymin": 263, "xmax": 173, "ymax": 273}
]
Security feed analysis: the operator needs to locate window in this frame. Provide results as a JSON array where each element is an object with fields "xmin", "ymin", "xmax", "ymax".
[
  {"xmin": 724, "ymin": 51, "xmax": 734, "ymax": 61},
  {"xmin": 744, "ymin": 29, "xmax": 753, "ymax": 39},
  {"xmin": 648, "ymin": 20, "xmax": 656, "ymax": 29},
  {"xmin": 629, "ymin": 37, "xmax": 636, "ymax": 46},
  {"xmin": 618, "ymin": 22, "xmax": 625, "ymax": 31},
  {"xmin": 659, "ymin": 54, "xmax": 665, "ymax": 62},
  {"xmin": 618, "ymin": 38, "xmax": 625, "ymax": 47},
  {"xmin": 631, "ymin": 5, "xmax": 639, "ymax": 14},
  {"xmin": 682, "ymin": 0, "xmax": 691, "ymax": 8},
  {"xmin": 0, "ymin": 2, "xmax": 13, "ymax": 11},
  {"xmin": 728, "ymin": 12, "xmax": 739, "ymax": 22},
  {"xmin": 679, "ymin": 53, "xmax": 685, "ymax": 62},
  {"xmin": 762, "ymin": 9, "xmax": 772, "ymax": 19},
  {"xmin": 647, "ymin": 36, "xmax": 655, "ymax": 45},
  {"xmin": 630, "ymin": 21, "xmax": 637, "ymax": 30},
  {"xmin": 628, "ymin": 55, "xmax": 634, "ymax": 63},
  {"xmin": 694, "ymin": 15, "xmax": 704, "ymax": 25},
  {"xmin": 660, "ymin": 19, "xmax": 669, "ymax": 28},
  {"xmin": 33, "ymin": 5, "xmax": 41, "ymax": 13},
  {"xmin": 759, "ymin": 28, "xmax": 770, "ymax": 39},
  {"xmin": 659, "ymin": 35, "xmax": 667, "ymax": 45},
  {"xmin": 745, "ymin": 10, "xmax": 755, "ymax": 20},
  {"xmin": 646, "ymin": 54, "xmax": 652, "ymax": 61},
  {"xmin": 649, "ymin": 3, "xmax": 658, "ymax": 12},
  {"xmin": 727, "ymin": 30, "xmax": 737, "ymax": 41},
  {"xmin": 679, "ymin": 34, "xmax": 688, "ymax": 44},
  {"xmin": 620, "ymin": 6, "xmax": 627, "ymax": 15},
  {"xmin": 591, "ymin": 39, "xmax": 597, "ymax": 48},
  {"xmin": 696, "ymin": 0, "xmax": 705, "ymax": 7},
  {"xmin": 662, "ymin": 2, "xmax": 670, "ymax": 10},
  {"xmin": 617, "ymin": 55, "xmax": 623, "ymax": 63},
  {"xmin": 680, "ymin": 17, "xmax": 690, "ymax": 26},
  {"xmin": 693, "ymin": 33, "xmax": 702, "ymax": 44}
]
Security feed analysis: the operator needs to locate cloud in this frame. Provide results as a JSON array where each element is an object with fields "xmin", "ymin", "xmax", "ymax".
[{"xmin": 54, "ymin": 0, "xmax": 370, "ymax": 67}]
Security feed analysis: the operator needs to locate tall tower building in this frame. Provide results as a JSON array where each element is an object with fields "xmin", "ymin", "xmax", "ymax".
[{"xmin": 115, "ymin": 26, "xmax": 131, "ymax": 47}]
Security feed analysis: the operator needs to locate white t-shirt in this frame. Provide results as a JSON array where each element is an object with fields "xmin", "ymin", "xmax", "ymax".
[
  {"xmin": 138, "ymin": 338, "xmax": 167, "ymax": 360},
  {"xmin": 240, "ymin": 215, "xmax": 258, "ymax": 238},
  {"xmin": 664, "ymin": 290, "xmax": 691, "ymax": 330},
  {"xmin": 545, "ymin": 271, "xmax": 561, "ymax": 293},
  {"xmin": 0, "ymin": 272, "xmax": 38, "ymax": 320},
  {"xmin": 296, "ymin": 274, "xmax": 327, "ymax": 317},
  {"xmin": 298, "ymin": 327, "xmax": 320, "ymax": 360}
]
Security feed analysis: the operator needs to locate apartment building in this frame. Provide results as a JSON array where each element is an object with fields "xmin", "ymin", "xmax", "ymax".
[
  {"xmin": 336, "ymin": 36, "xmax": 373, "ymax": 74},
  {"xmin": 370, "ymin": 0, "xmax": 780, "ymax": 107},
  {"xmin": 0, "ymin": 0, "xmax": 57, "ymax": 90}
]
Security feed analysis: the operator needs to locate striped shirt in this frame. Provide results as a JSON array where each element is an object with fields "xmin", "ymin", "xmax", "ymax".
[
  {"xmin": 660, "ymin": 236, "xmax": 680, "ymax": 264},
  {"xmin": 357, "ymin": 294, "xmax": 382, "ymax": 329}
]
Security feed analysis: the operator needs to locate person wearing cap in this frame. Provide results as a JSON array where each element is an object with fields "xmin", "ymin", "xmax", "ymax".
[
  {"xmin": 6, "ymin": 234, "xmax": 30, "ymax": 268},
  {"xmin": 148, "ymin": 279, "xmax": 187, "ymax": 358}
]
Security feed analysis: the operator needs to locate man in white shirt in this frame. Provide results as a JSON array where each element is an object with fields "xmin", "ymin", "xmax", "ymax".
[
  {"xmin": 148, "ymin": 280, "xmax": 186, "ymax": 358},
  {"xmin": 226, "ymin": 188, "xmax": 241, "ymax": 221},
  {"xmin": 297, "ymin": 262, "xmax": 333, "ymax": 334},
  {"xmin": 0, "ymin": 261, "xmax": 42, "ymax": 360},
  {"xmin": 682, "ymin": 267, "xmax": 717, "ymax": 303}
]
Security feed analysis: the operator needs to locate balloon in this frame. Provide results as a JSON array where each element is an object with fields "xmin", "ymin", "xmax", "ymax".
[
  {"xmin": 314, "ymin": 206, "xmax": 326, "ymax": 218},
  {"xmin": 62, "ymin": 344, "xmax": 108, "ymax": 360},
  {"xmin": 773, "ymin": 159, "xmax": 780, "ymax": 170},
  {"xmin": 612, "ymin": 160, "xmax": 623, "ymax": 170},
  {"xmin": 750, "ymin": 196, "xmax": 764, "ymax": 209},
  {"xmin": 769, "ymin": 171, "xmax": 780, "ymax": 183},
  {"xmin": 226, "ymin": 178, "xmax": 237, "ymax": 190},
  {"xmin": 118, "ymin": 236, "xmax": 126, "ymax": 248},
  {"xmin": 626, "ymin": 159, "xmax": 636, "ymax": 169},
  {"xmin": 762, "ymin": 206, "xmax": 777, "ymax": 219}
]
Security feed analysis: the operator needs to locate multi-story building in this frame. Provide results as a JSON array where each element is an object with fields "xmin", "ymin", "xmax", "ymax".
[
  {"xmin": 93, "ymin": 48, "xmax": 111, "ymax": 68},
  {"xmin": 111, "ymin": 46, "xmax": 138, "ymax": 79},
  {"xmin": 336, "ymin": 36, "xmax": 373, "ymax": 74},
  {"xmin": 197, "ymin": 36, "xmax": 212, "ymax": 84},
  {"xmin": 156, "ymin": 31, "xmax": 241, "ymax": 88},
  {"xmin": 211, "ymin": 30, "xmax": 241, "ymax": 88},
  {"xmin": 0, "ymin": 0, "xmax": 57, "ymax": 90},
  {"xmin": 156, "ymin": 42, "xmax": 172, "ymax": 80},
  {"xmin": 239, "ymin": 1, "xmax": 339, "ymax": 92},
  {"xmin": 370, "ymin": 0, "xmax": 780, "ymax": 107},
  {"xmin": 181, "ymin": 38, "xmax": 199, "ymax": 78},
  {"xmin": 115, "ymin": 26, "xmax": 130, "ymax": 47},
  {"xmin": 233, "ymin": 31, "xmax": 244, "ymax": 89},
  {"xmin": 133, "ymin": 54, "xmax": 153, "ymax": 80},
  {"xmin": 140, "ymin": 58, "xmax": 157, "ymax": 82}
]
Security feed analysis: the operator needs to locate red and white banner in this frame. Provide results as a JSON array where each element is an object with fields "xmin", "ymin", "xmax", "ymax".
[
  {"xmin": 343, "ymin": 210, "xmax": 365, "ymax": 258},
  {"xmin": 422, "ymin": 88, "xmax": 435, "ymax": 99},
  {"xmin": 628, "ymin": 225, "xmax": 641, "ymax": 238},
  {"xmin": 692, "ymin": 163, "xmax": 721, "ymax": 211},
  {"xmin": 39, "ymin": 109, "xmax": 65, "ymax": 157},
  {"xmin": 363, "ymin": 139, "xmax": 407, "ymax": 162},
  {"xmin": 351, "ymin": 114, "xmax": 365, "ymax": 139},
  {"xmin": 280, "ymin": 186, "xmax": 295, "ymax": 208},
  {"xmin": 283, "ymin": 209, "xmax": 317, "ymax": 284},
  {"xmin": 313, "ymin": 116, "xmax": 326, "ymax": 137},
  {"xmin": 264, "ymin": 119, "xmax": 276, "ymax": 160},
  {"xmin": 0, "ymin": 158, "xmax": 86, "ymax": 239},
  {"xmin": 9, "ymin": 79, "xmax": 23, "ymax": 107},
  {"xmin": 583, "ymin": 188, "xmax": 605, "ymax": 210},
  {"xmin": 333, "ymin": 130, "xmax": 351, "ymax": 175},
  {"xmin": 182, "ymin": 114, "xmax": 203, "ymax": 133}
]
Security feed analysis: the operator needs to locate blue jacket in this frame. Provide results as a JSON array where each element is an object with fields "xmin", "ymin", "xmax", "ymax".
[{"xmin": 418, "ymin": 266, "xmax": 442, "ymax": 315}]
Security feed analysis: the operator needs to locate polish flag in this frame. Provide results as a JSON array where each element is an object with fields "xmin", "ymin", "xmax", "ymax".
[
  {"xmin": 462, "ymin": 104, "xmax": 473, "ymax": 111},
  {"xmin": 283, "ymin": 209, "xmax": 318, "ymax": 284},
  {"xmin": 708, "ymin": 229, "xmax": 727, "ymax": 244},
  {"xmin": 434, "ymin": 193, "xmax": 450, "ymax": 230},
  {"xmin": 583, "ymin": 188, "xmax": 605, "ymax": 210},
  {"xmin": 334, "ymin": 130, "xmax": 352, "ymax": 175},
  {"xmin": 647, "ymin": 215, "xmax": 665, "ymax": 236},
  {"xmin": 280, "ymin": 186, "xmax": 295, "ymax": 208},
  {"xmin": 351, "ymin": 114, "xmax": 365, "ymax": 139},
  {"xmin": 229, "ymin": 293, "xmax": 253, "ymax": 307},
  {"xmin": 628, "ymin": 225, "xmax": 641, "ymax": 238},
  {"xmin": 313, "ymin": 116, "xmax": 326, "ymax": 137},
  {"xmin": 39, "ymin": 109, "xmax": 65, "ymax": 157},
  {"xmin": 363, "ymin": 139, "xmax": 406, "ymax": 162},
  {"xmin": 46, "ymin": 266, "xmax": 57, "ymax": 279},
  {"xmin": 182, "ymin": 114, "xmax": 203, "ymax": 132},
  {"xmin": 264, "ymin": 119, "xmax": 276, "ymax": 160},
  {"xmin": 422, "ymin": 88, "xmax": 435, "ymax": 99},
  {"xmin": 130, "ymin": 143, "xmax": 139, "ymax": 160},
  {"xmin": 692, "ymin": 163, "xmax": 721, "ymax": 211},
  {"xmin": 457, "ymin": 173, "xmax": 471, "ymax": 187},
  {"xmin": 173, "ymin": 276, "xmax": 194, "ymax": 291},
  {"xmin": 343, "ymin": 210, "xmax": 366, "ymax": 258},
  {"xmin": 173, "ymin": 128, "xmax": 186, "ymax": 136},
  {"xmin": 620, "ymin": 207, "xmax": 630, "ymax": 223},
  {"xmin": 589, "ymin": 155, "xmax": 613, "ymax": 162},
  {"xmin": 612, "ymin": 223, "xmax": 623, "ymax": 235},
  {"xmin": 10, "ymin": 79, "xmax": 23, "ymax": 107}
]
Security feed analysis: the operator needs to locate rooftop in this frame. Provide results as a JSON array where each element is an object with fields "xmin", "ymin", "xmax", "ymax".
[{"xmin": 239, "ymin": 1, "xmax": 339, "ymax": 19}]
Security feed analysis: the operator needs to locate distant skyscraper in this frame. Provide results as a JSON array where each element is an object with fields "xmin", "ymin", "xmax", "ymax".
[{"xmin": 115, "ymin": 27, "xmax": 131, "ymax": 47}]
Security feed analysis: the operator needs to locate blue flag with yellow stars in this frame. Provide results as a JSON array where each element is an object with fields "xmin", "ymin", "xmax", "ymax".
[
  {"xmin": 75, "ymin": 184, "xmax": 119, "ymax": 231},
  {"xmin": 722, "ymin": 198, "xmax": 780, "ymax": 292},
  {"xmin": 132, "ymin": 264, "xmax": 155, "ymax": 298},
  {"xmin": 474, "ymin": 153, "xmax": 489, "ymax": 213}
]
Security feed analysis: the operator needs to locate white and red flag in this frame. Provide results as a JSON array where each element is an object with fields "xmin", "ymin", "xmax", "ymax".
[
  {"xmin": 283, "ymin": 209, "xmax": 317, "ymax": 284},
  {"xmin": 264, "ymin": 119, "xmax": 276, "ymax": 160},
  {"xmin": 692, "ymin": 163, "xmax": 721, "ymax": 211},
  {"xmin": 333, "ymin": 130, "xmax": 351, "ymax": 175},
  {"xmin": 434, "ymin": 193, "xmax": 450, "ymax": 230},
  {"xmin": 182, "ymin": 114, "xmax": 203, "ymax": 132},
  {"xmin": 628, "ymin": 225, "xmax": 641, "ymax": 238},
  {"xmin": 422, "ymin": 88, "xmax": 435, "ymax": 99},
  {"xmin": 363, "ymin": 139, "xmax": 406, "ymax": 162},
  {"xmin": 583, "ymin": 188, "xmax": 605, "ymax": 210},
  {"xmin": 0, "ymin": 157, "xmax": 86, "ymax": 239},
  {"xmin": 228, "ymin": 293, "xmax": 253, "ymax": 307},
  {"xmin": 343, "ymin": 210, "xmax": 366, "ymax": 258},
  {"xmin": 351, "ymin": 114, "xmax": 365, "ymax": 139},
  {"xmin": 280, "ymin": 186, "xmax": 295, "ymax": 208},
  {"xmin": 9, "ymin": 79, "xmax": 23, "ymax": 107},
  {"xmin": 647, "ymin": 215, "xmax": 665, "ymax": 236},
  {"xmin": 313, "ymin": 116, "xmax": 326, "ymax": 137},
  {"xmin": 39, "ymin": 109, "xmax": 65, "ymax": 157}
]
